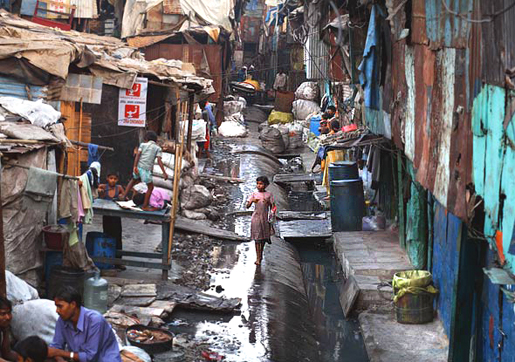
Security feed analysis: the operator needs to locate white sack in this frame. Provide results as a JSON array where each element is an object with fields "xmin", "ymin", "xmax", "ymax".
[
  {"xmin": 120, "ymin": 346, "xmax": 152, "ymax": 362},
  {"xmin": 182, "ymin": 209, "xmax": 207, "ymax": 220},
  {"xmin": 292, "ymin": 99, "xmax": 320, "ymax": 122},
  {"xmin": 180, "ymin": 185, "xmax": 213, "ymax": 210},
  {"xmin": 218, "ymin": 121, "xmax": 247, "ymax": 137},
  {"xmin": 158, "ymin": 152, "xmax": 191, "ymax": 170},
  {"xmin": 180, "ymin": 119, "xmax": 207, "ymax": 142},
  {"xmin": 6, "ymin": 271, "xmax": 39, "ymax": 305},
  {"xmin": 11, "ymin": 299, "xmax": 58, "ymax": 344},
  {"xmin": 0, "ymin": 97, "xmax": 60, "ymax": 128},
  {"xmin": 224, "ymin": 100, "xmax": 246, "ymax": 116},
  {"xmin": 295, "ymin": 82, "xmax": 319, "ymax": 101}
]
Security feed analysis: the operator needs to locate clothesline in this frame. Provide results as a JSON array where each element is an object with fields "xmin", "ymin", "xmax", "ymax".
[
  {"xmin": 70, "ymin": 140, "xmax": 114, "ymax": 152},
  {"xmin": 5, "ymin": 163, "xmax": 80, "ymax": 180}
]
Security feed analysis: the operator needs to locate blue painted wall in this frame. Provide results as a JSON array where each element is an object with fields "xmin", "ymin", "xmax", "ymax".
[
  {"xmin": 431, "ymin": 201, "xmax": 462, "ymax": 336},
  {"xmin": 478, "ymin": 250, "xmax": 515, "ymax": 362}
]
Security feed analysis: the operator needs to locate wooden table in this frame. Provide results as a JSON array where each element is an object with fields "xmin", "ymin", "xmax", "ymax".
[{"xmin": 92, "ymin": 199, "xmax": 171, "ymax": 280}]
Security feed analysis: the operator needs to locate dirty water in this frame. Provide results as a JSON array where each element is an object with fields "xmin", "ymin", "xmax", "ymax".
[{"xmin": 161, "ymin": 119, "xmax": 368, "ymax": 361}]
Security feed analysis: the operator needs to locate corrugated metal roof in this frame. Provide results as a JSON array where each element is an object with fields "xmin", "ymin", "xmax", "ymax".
[
  {"xmin": 425, "ymin": 0, "xmax": 472, "ymax": 49},
  {"xmin": 0, "ymin": 76, "xmax": 48, "ymax": 100}
]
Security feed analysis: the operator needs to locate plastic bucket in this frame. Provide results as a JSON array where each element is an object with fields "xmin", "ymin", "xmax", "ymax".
[
  {"xmin": 43, "ymin": 225, "xmax": 68, "ymax": 250},
  {"xmin": 310, "ymin": 116, "xmax": 321, "ymax": 136},
  {"xmin": 330, "ymin": 179, "xmax": 365, "ymax": 232},
  {"xmin": 86, "ymin": 232, "xmax": 116, "ymax": 270}
]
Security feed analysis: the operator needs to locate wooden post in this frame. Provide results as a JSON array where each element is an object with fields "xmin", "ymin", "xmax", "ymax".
[
  {"xmin": 77, "ymin": 99, "xmax": 83, "ymax": 176},
  {"xmin": 186, "ymin": 92, "xmax": 194, "ymax": 151},
  {"xmin": 0, "ymin": 158, "xmax": 6, "ymax": 298},
  {"xmin": 397, "ymin": 149, "xmax": 406, "ymax": 249}
]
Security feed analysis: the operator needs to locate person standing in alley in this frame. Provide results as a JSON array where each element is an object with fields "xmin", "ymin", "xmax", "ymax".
[
  {"xmin": 273, "ymin": 68, "xmax": 288, "ymax": 91},
  {"xmin": 246, "ymin": 176, "xmax": 276, "ymax": 266}
]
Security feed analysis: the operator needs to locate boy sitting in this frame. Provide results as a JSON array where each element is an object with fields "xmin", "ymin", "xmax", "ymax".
[
  {"xmin": 98, "ymin": 173, "xmax": 125, "ymax": 263},
  {"xmin": 121, "ymin": 131, "xmax": 169, "ymax": 211}
]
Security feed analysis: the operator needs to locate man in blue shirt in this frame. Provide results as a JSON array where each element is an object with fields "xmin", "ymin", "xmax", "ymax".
[{"xmin": 48, "ymin": 286, "xmax": 121, "ymax": 362}]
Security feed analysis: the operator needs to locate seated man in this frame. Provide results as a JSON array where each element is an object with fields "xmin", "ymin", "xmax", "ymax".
[
  {"xmin": 48, "ymin": 287, "xmax": 121, "ymax": 362},
  {"xmin": 0, "ymin": 297, "xmax": 18, "ymax": 362}
]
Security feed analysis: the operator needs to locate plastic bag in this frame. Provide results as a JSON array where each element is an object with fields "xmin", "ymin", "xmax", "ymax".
[
  {"xmin": 294, "ymin": 82, "xmax": 319, "ymax": 101},
  {"xmin": 6, "ymin": 271, "xmax": 39, "ymax": 305},
  {"xmin": 268, "ymin": 110, "xmax": 294, "ymax": 125},
  {"xmin": 259, "ymin": 127, "xmax": 285, "ymax": 154},
  {"xmin": 180, "ymin": 185, "xmax": 213, "ymax": 210},
  {"xmin": 120, "ymin": 346, "xmax": 151, "ymax": 362},
  {"xmin": 11, "ymin": 299, "xmax": 58, "ymax": 344},
  {"xmin": 218, "ymin": 121, "xmax": 247, "ymax": 137},
  {"xmin": 292, "ymin": 100, "xmax": 320, "ymax": 121}
]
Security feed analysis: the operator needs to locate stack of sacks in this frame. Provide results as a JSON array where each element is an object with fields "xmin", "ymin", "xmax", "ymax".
[
  {"xmin": 219, "ymin": 99, "xmax": 247, "ymax": 137},
  {"xmin": 292, "ymin": 82, "xmax": 321, "ymax": 124}
]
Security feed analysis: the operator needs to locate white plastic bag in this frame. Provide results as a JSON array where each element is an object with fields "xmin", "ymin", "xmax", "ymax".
[
  {"xmin": 6, "ymin": 271, "xmax": 39, "ymax": 305},
  {"xmin": 292, "ymin": 100, "xmax": 320, "ymax": 121},
  {"xmin": 218, "ymin": 121, "xmax": 247, "ymax": 137},
  {"xmin": 11, "ymin": 299, "xmax": 58, "ymax": 344},
  {"xmin": 295, "ymin": 82, "xmax": 319, "ymax": 101},
  {"xmin": 120, "ymin": 346, "xmax": 151, "ymax": 362}
]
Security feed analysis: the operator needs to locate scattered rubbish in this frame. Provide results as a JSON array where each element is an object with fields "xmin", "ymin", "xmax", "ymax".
[
  {"xmin": 168, "ymin": 319, "xmax": 189, "ymax": 327},
  {"xmin": 120, "ymin": 346, "xmax": 151, "ymax": 362},
  {"xmin": 104, "ymin": 311, "xmax": 141, "ymax": 329},
  {"xmin": 201, "ymin": 350, "xmax": 225, "ymax": 361},
  {"xmin": 215, "ymin": 285, "xmax": 224, "ymax": 293},
  {"xmin": 126, "ymin": 325, "xmax": 174, "ymax": 354}
]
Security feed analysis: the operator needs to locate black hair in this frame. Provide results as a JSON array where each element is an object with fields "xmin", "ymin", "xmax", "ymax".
[
  {"xmin": 107, "ymin": 172, "xmax": 119, "ymax": 179},
  {"xmin": 330, "ymin": 119, "xmax": 341, "ymax": 131},
  {"xmin": 198, "ymin": 100, "xmax": 207, "ymax": 108},
  {"xmin": 0, "ymin": 296, "xmax": 12, "ymax": 312},
  {"xmin": 133, "ymin": 193, "xmax": 145, "ymax": 206},
  {"xmin": 145, "ymin": 131, "xmax": 158, "ymax": 142},
  {"xmin": 327, "ymin": 105, "xmax": 336, "ymax": 112},
  {"xmin": 256, "ymin": 176, "xmax": 270, "ymax": 186},
  {"xmin": 54, "ymin": 286, "xmax": 82, "ymax": 307},
  {"xmin": 14, "ymin": 336, "xmax": 48, "ymax": 362},
  {"xmin": 322, "ymin": 113, "xmax": 331, "ymax": 120}
]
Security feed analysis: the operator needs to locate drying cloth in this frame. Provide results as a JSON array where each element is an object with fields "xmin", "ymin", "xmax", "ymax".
[
  {"xmin": 89, "ymin": 162, "xmax": 101, "ymax": 184},
  {"xmin": 358, "ymin": 4, "xmax": 383, "ymax": 110},
  {"xmin": 63, "ymin": 222, "xmax": 96, "ymax": 270},
  {"xmin": 58, "ymin": 179, "xmax": 79, "ymax": 222},
  {"xmin": 23, "ymin": 167, "xmax": 58, "ymax": 211},
  {"xmin": 322, "ymin": 150, "xmax": 345, "ymax": 194},
  {"xmin": 79, "ymin": 174, "xmax": 94, "ymax": 224},
  {"xmin": 77, "ymin": 186, "xmax": 85, "ymax": 223},
  {"xmin": 87, "ymin": 144, "xmax": 99, "ymax": 166}
]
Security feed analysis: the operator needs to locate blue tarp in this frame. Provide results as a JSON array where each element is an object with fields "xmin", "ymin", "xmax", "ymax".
[
  {"xmin": 358, "ymin": 5, "xmax": 383, "ymax": 110},
  {"xmin": 265, "ymin": 4, "xmax": 285, "ymax": 26}
]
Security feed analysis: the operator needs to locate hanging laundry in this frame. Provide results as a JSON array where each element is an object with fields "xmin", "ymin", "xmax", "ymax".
[
  {"xmin": 58, "ymin": 179, "xmax": 79, "ymax": 221},
  {"xmin": 79, "ymin": 173, "xmax": 94, "ymax": 224},
  {"xmin": 87, "ymin": 144, "xmax": 99, "ymax": 166},
  {"xmin": 23, "ymin": 167, "xmax": 58, "ymax": 211}
]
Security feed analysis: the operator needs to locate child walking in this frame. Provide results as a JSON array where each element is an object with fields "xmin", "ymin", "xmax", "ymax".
[
  {"xmin": 122, "ymin": 131, "xmax": 169, "ymax": 210},
  {"xmin": 246, "ymin": 176, "xmax": 276, "ymax": 266}
]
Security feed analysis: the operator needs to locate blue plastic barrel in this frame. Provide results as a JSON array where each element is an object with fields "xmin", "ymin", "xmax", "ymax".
[
  {"xmin": 330, "ymin": 179, "xmax": 365, "ymax": 232},
  {"xmin": 310, "ymin": 115, "xmax": 322, "ymax": 136},
  {"xmin": 329, "ymin": 161, "xmax": 359, "ymax": 182},
  {"xmin": 86, "ymin": 232, "xmax": 116, "ymax": 269},
  {"xmin": 45, "ymin": 251, "xmax": 63, "ymax": 289}
]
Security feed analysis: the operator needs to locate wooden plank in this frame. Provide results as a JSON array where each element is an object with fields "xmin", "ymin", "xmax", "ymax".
[
  {"xmin": 277, "ymin": 211, "xmax": 327, "ymax": 220},
  {"xmin": 92, "ymin": 199, "xmax": 171, "ymax": 222},
  {"xmin": 121, "ymin": 284, "xmax": 157, "ymax": 298},
  {"xmin": 273, "ymin": 173, "xmax": 322, "ymax": 184},
  {"xmin": 93, "ymin": 257, "xmax": 171, "ymax": 270},
  {"xmin": 175, "ymin": 215, "xmax": 249, "ymax": 241},
  {"xmin": 340, "ymin": 275, "xmax": 360, "ymax": 317},
  {"xmin": 278, "ymin": 219, "xmax": 332, "ymax": 239}
]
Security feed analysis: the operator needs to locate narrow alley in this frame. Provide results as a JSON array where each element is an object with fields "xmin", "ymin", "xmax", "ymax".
[{"xmin": 0, "ymin": 1, "xmax": 512, "ymax": 362}]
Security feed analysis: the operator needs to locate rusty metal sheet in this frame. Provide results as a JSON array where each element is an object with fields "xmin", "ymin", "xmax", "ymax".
[
  {"xmin": 240, "ymin": 16, "xmax": 261, "ymax": 43},
  {"xmin": 412, "ymin": 44, "xmax": 435, "ymax": 178},
  {"xmin": 391, "ymin": 40, "xmax": 407, "ymax": 149},
  {"xmin": 425, "ymin": 0, "xmax": 472, "ymax": 49},
  {"xmin": 411, "ymin": 0, "xmax": 428, "ymax": 45},
  {"xmin": 127, "ymin": 34, "xmax": 176, "ymax": 49},
  {"xmin": 480, "ymin": 0, "xmax": 515, "ymax": 87},
  {"xmin": 468, "ymin": 0, "xmax": 482, "ymax": 106},
  {"xmin": 385, "ymin": 0, "xmax": 407, "ymax": 42},
  {"xmin": 446, "ymin": 49, "xmax": 471, "ymax": 221},
  {"xmin": 404, "ymin": 45, "xmax": 415, "ymax": 161},
  {"xmin": 145, "ymin": 43, "xmax": 223, "ymax": 100},
  {"xmin": 163, "ymin": 0, "xmax": 182, "ymax": 14}
]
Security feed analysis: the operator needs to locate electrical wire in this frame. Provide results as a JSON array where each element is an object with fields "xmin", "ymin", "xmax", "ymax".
[{"xmin": 441, "ymin": 0, "xmax": 515, "ymax": 23}]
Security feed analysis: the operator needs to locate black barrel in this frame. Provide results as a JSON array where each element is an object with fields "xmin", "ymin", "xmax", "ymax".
[
  {"xmin": 47, "ymin": 266, "xmax": 85, "ymax": 300},
  {"xmin": 328, "ymin": 161, "xmax": 359, "ymax": 182},
  {"xmin": 330, "ymin": 179, "xmax": 365, "ymax": 232}
]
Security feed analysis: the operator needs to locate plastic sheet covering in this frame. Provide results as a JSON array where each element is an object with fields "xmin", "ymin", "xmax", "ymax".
[
  {"xmin": 392, "ymin": 270, "xmax": 439, "ymax": 303},
  {"xmin": 121, "ymin": 0, "xmax": 161, "ymax": 38},
  {"xmin": 0, "ymin": 97, "xmax": 60, "ymax": 128},
  {"xmin": 3, "ymin": 148, "xmax": 47, "ymax": 285},
  {"xmin": 179, "ymin": 0, "xmax": 235, "ymax": 32}
]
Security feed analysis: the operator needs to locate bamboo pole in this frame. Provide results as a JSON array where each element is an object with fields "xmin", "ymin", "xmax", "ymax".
[
  {"xmin": 77, "ymin": 99, "xmax": 83, "ymax": 176},
  {"xmin": 167, "ymin": 93, "xmax": 187, "ymax": 265}
]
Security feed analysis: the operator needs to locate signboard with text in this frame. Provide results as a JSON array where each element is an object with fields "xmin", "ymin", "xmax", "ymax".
[{"xmin": 118, "ymin": 78, "xmax": 148, "ymax": 127}]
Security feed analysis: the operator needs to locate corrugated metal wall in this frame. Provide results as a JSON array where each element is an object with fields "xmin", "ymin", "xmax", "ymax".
[
  {"xmin": 304, "ymin": 2, "xmax": 329, "ymax": 81},
  {"xmin": 0, "ymin": 76, "xmax": 48, "ymax": 100}
]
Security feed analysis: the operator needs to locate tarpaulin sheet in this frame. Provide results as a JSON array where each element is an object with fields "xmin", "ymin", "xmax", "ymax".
[
  {"xmin": 178, "ymin": 0, "xmax": 234, "ymax": 32},
  {"xmin": 3, "ymin": 148, "xmax": 48, "ymax": 286}
]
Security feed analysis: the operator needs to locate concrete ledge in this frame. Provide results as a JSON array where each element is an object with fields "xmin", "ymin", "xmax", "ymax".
[
  {"xmin": 359, "ymin": 311, "xmax": 449, "ymax": 362},
  {"xmin": 334, "ymin": 231, "xmax": 412, "ymax": 311}
]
